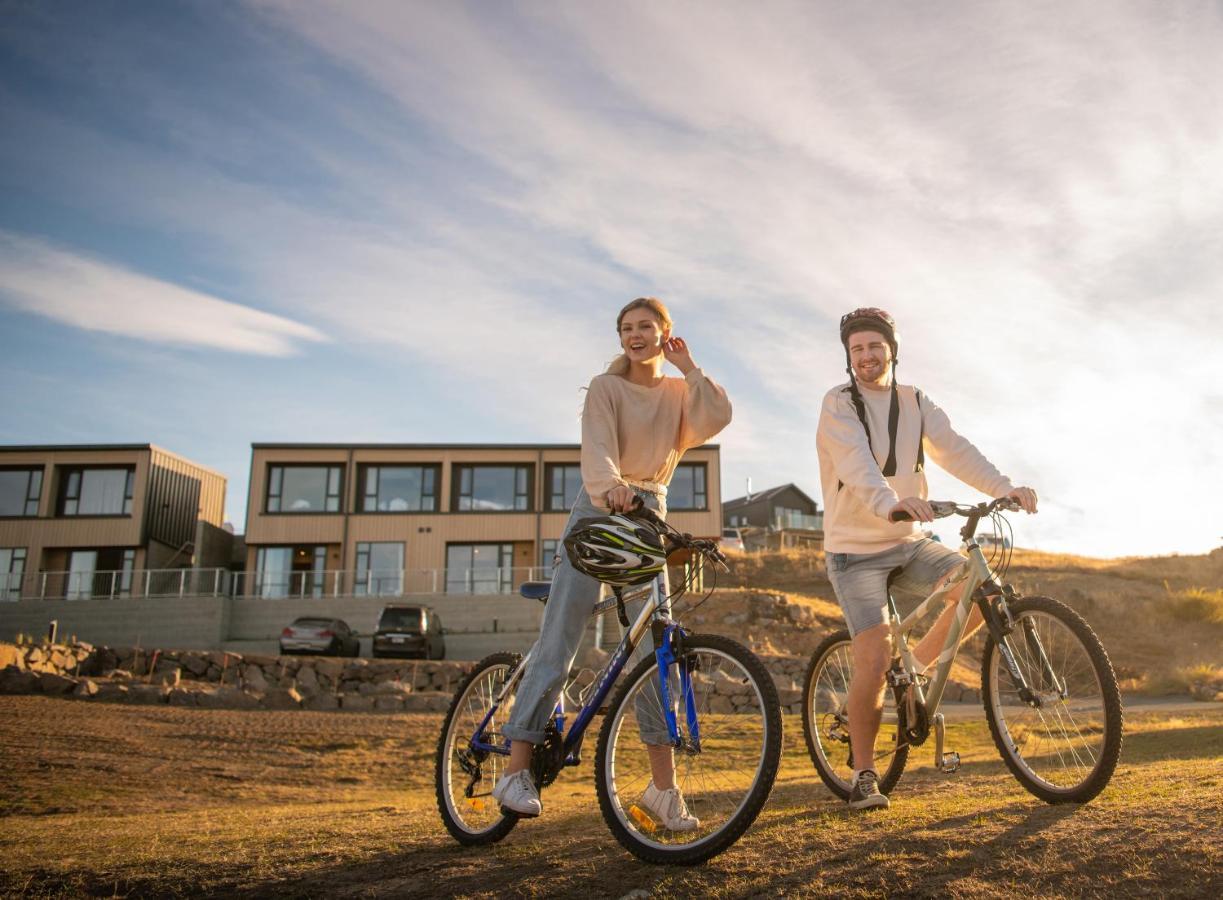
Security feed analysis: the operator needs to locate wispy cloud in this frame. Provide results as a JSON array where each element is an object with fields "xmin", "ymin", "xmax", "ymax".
[{"xmin": 0, "ymin": 232, "xmax": 325, "ymax": 356}]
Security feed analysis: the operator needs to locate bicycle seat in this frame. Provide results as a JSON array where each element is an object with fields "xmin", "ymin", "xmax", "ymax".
[{"xmin": 519, "ymin": 581, "xmax": 551, "ymax": 604}]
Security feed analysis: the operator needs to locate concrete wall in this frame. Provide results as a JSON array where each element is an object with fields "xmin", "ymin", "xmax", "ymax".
[{"xmin": 0, "ymin": 596, "xmax": 228, "ymax": 649}]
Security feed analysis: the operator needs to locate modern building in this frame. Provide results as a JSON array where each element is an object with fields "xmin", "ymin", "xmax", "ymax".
[
  {"xmin": 241, "ymin": 442, "xmax": 724, "ymax": 597},
  {"xmin": 0, "ymin": 444, "xmax": 230, "ymax": 600},
  {"xmin": 722, "ymin": 482, "xmax": 823, "ymax": 550}
]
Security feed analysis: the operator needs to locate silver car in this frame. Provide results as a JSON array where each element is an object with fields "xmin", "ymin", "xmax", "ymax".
[{"xmin": 279, "ymin": 616, "xmax": 361, "ymax": 657}]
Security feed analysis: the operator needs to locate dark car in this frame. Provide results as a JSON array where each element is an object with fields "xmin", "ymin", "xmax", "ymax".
[
  {"xmin": 372, "ymin": 605, "xmax": 445, "ymax": 659},
  {"xmin": 279, "ymin": 616, "xmax": 361, "ymax": 657}
]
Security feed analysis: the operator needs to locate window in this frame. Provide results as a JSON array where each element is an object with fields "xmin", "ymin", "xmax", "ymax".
[
  {"xmin": 544, "ymin": 464, "xmax": 582, "ymax": 511},
  {"xmin": 58, "ymin": 468, "xmax": 134, "ymax": 516},
  {"xmin": 255, "ymin": 545, "xmax": 327, "ymax": 597},
  {"xmin": 0, "ymin": 469, "xmax": 42, "ymax": 517},
  {"xmin": 358, "ymin": 465, "xmax": 438, "ymax": 512},
  {"xmin": 64, "ymin": 548, "xmax": 135, "ymax": 600},
  {"xmin": 266, "ymin": 465, "xmax": 342, "ymax": 513},
  {"xmin": 1, "ymin": 548, "xmax": 26, "ymax": 600},
  {"xmin": 668, "ymin": 463, "xmax": 708, "ymax": 510},
  {"xmin": 454, "ymin": 465, "xmax": 532, "ymax": 512},
  {"xmin": 355, "ymin": 542, "xmax": 404, "ymax": 596},
  {"xmin": 446, "ymin": 543, "xmax": 514, "ymax": 593},
  {"xmin": 540, "ymin": 539, "xmax": 559, "ymax": 572}
]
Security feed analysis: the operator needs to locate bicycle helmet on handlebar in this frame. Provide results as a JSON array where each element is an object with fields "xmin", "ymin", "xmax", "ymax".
[{"xmin": 563, "ymin": 510, "xmax": 670, "ymax": 588}]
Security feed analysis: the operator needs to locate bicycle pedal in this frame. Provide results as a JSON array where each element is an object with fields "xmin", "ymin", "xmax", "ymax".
[
  {"xmin": 940, "ymin": 751, "xmax": 961, "ymax": 774},
  {"xmin": 628, "ymin": 804, "xmax": 658, "ymax": 833}
]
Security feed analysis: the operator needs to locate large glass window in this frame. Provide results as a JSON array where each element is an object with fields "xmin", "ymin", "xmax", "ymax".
[
  {"xmin": 454, "ymin": 465, "xmax": 532, "ymax": 512},
  {"xmin": 359, "ymin": 465, "xmax": 438, "ymax": 512},
  {"xmin": 266, "ymin": 465, "xmax": 342, "ymax": 513},
  {"xmin": 446, "ymin": 543, "xmax": 514, "ymax": 593},
  {"xmin": 540, "ymin": 539, "xmax": 559, "ymax": 572},
  {"xmin": 545, "ymin": 464, "xmax": 582, "ymax": 511},
  {"xmin": 355, "ymin": 542, "xmax": 404, "ymax": 596},
  {"xmin": 58, "ymin": 468, "xmax": 134, "ymax": 516},
  {"xmin": 0, "ymin": 469, "xmax": 42, "ymax": 517},
  {"xmin": 1, "ymin": 548, "xmax": 26, "ymax": 600},
  {"xmin": 255, "ymin": 545, "xmax": 327, "ymax": 597},
  {"xmin": 668, "ymin": 463, "xmax": 708, "ymax": 510},
  {"xmin": 64, "ymin": 548, "xmax": 134, "ymax": 599}
]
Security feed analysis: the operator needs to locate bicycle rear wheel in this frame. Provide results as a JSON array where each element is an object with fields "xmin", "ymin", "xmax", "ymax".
[
  {"xmin": 801, "ymin": 629, "xmax": 908, "ymax": 799},
  {"xmin": 594, "ymin": 633, "xmax": 782, "ymax": 864},
  {"xmin": 435, "ymin": 652, "xmax": 522, "ymax": 845},
  {"xmin": 981, "ymin": 596, "xmax": 1123, "ymax": 803}
]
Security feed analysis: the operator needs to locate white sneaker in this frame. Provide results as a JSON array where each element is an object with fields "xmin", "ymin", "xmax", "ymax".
[
  {"xmin": 640, "ymin": 781, "xmax": 700, "ymax": 832},
  {"xmin": 491, "ymin": 770, "xmax": 542, "ymax": 817}
]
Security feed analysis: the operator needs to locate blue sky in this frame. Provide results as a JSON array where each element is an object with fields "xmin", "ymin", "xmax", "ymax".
[{"xmin": 1, "ymin": 1, "xmax": 1220, "ymax": 557}]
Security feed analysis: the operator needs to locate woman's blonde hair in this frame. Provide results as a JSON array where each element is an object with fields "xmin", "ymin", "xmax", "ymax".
[{"xmin": 605, "ymin": 297, "xmax": 673, "ymax": 375}]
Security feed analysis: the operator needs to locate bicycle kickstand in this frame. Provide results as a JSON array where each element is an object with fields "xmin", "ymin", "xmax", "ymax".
[{"xmin": 933, "ymin": 713, "xmax": 960, "ymax": 774}]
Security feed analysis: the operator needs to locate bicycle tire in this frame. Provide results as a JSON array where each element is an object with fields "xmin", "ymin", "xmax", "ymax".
[
  {"xmin": 435, "ymin": 651, "xmax": 522, "ymax": 845},
  {"xmin": 801, "ymin": 629, "xmax": 908, "ymax": 800},
  {"xmin": 981, "ymin": 595, "xmax": 1123, "ymax": 803},
  {"xmin": 594, "ymin": 633, "xmax": 782, "ymax": 864}
]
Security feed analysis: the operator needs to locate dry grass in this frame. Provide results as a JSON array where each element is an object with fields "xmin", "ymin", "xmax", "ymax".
[{"xmin": 1, "ymin": 696, "xmax": 1220, "ymax": 898}]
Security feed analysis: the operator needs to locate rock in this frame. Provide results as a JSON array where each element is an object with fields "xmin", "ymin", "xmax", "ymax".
[
  {"xmin": 242, "ymin": 666, "xmax": 269, "ymax": 693},
  {"xmin": 167, "ymin": 687, "xmax": 198, "ymax": 706},
  {"xmin": 340, "ymin": 694, "xmax": 375, "ymax": 711},
  {"xmin": 262, "ymin": 687, "xmax": 304, "ymax": 710},
  {"xmin": 0, "ymin": 666, "xmax": 42, "ymax": 693},
  {"xmin": 296, "ymin": 666, "xmax": 319, "ymax": 689},
  {"xmin": 304, "ymin": 693, "xmax": 339, "ymax": 711},
  {"xmin": 95, "ymin": 683, "xmax": 130, "ymax": 701},
  {"xmin": 196, "ymin": 686, "xmax": 259, "ymax": 710},
  {"xmin": 244, "ymin": 653, "xmax": 278, "ymax": 668},
  {"xmin": 372, "ymin": 680, "xmax": 412, "ymax": 696},
  {"xmin": 106, "ymin": 669, "xmax": 134, "ymax": 681},
  {"xmin": 722, "ymin": 613, "xmax": 749, "ymax": 626},
  {"xmin": 38, "ymin": 672, "xmax": 77, "ymax": 694},
  {"xmin": 181, "ymin": 655, "xmax": 210, "ymax": 677},
  {"xmin": 777, "ymin": 688, "xmax": 803, "ymax": 706},
  {"xmin": 315, "ymin": 658, "xmax": 343, "ymax": 679},
  {"xmin": 73, "ymin": 679, "xmax": 100, "ymax": 698},
  {"xmin": 0, "ymin": 643, "xmax": 24, "ymax": 670},
  {"xmin": 374, "ymin": 696, "xmax": 404, "ymax": 711},
  {"xmin": 402, "ymin": 692, "xmax": 452, "ymax": 712},
  {"xmin": 122, "ymin": 684, "xmax": 167, "ymax": 705}
]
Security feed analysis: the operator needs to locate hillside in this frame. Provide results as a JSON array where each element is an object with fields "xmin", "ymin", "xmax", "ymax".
[{"xmin": 677, "ymin": 545, "xmax": 1223, "ymax": 696}]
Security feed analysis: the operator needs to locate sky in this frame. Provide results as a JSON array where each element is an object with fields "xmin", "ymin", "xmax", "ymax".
[{"xmin": 1, "ymin": 0, "xmax": 1220, "ymax": 558}]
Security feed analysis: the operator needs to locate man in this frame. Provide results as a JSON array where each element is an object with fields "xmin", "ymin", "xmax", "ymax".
[{"xmin": 815, "ymin": 308, "xmax": 1037, "ymax": 810}]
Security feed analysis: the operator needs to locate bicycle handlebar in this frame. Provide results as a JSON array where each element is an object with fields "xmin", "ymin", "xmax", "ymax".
[
  {"xmin": 889, "ymin": 496, "xmax": 1021, "ymax": 523},
  {"xmin": 626, "ymin": 499, "xmax": 730, "ymax": 570}
]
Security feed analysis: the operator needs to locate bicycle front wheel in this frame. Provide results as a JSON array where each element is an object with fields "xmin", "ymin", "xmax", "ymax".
[
  {"xmin": 802, "ymin": 629, "xmax": 908, "ymax": 799},
  {"xmin": 435, "ymin": 652, "xmax": 522, "ymax": 845},
  {"xmin": 982, "ymin": 596, "xmax": 1123, "ymax": 803},
  {"xmin": 594, "ymin": 633, "xmax": 782, "ymax": 865}
]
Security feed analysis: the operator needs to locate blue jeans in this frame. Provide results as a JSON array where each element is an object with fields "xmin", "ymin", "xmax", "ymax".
[{"xmin": 503, "ymin": 487, "xmax": 672, "ymax": 745}]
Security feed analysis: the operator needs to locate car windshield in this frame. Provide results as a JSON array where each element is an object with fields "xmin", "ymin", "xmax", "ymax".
[
  {"xmin": 379, "ymin": 609, "xmax": 424, "ymax": 631},
  {"xmin": 292, "ymin": 618, "xmax": 335, "ymax": 629}
]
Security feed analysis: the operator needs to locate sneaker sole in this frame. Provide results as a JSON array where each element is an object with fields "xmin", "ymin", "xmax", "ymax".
[
  {"xmin": 499, "ymin": 804, "xmax": 541, "ymax": 819},
  {"xmin": 848, "ymin": 796, "xmax": 890, "ymax": 811}
]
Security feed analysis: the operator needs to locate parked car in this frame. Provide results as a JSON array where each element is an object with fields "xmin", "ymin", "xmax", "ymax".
[
  {"xmin": 279, "ymin": 617, "xmax": 361, "ymax": 657},
  {"xmin": 373, "ymin": 605, "xmax": 445, "ymax": 659},
  {"xmin": 720, "ymin": 527, "xmax": 745, "ymax": 553}
]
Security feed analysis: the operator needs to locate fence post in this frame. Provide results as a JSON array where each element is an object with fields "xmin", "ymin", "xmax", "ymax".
[
  {"xmin": 145, "ymin": 569, "xmax": 152, "ymax": 598},
  {"xmin": 178, "ymin": 569, "xmax": 186, "ymax": 599},
  {"xmin": 213, "ymin": 569, "xmax": 220, "ymax": 597},
  {"xmin": 40, "ymin": 572, "xmax": 47, "ymax": 600}
]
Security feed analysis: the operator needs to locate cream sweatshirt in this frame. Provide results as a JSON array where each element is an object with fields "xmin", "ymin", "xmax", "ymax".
[
  {"xmin": 581, "ymin": 368, "xmax": 732, "ymax": 508},
  {"xmin": 816, "ymin": 381, "xmax": 1014, "ymax": 554}
]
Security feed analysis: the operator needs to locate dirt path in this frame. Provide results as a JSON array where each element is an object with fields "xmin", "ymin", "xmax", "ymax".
[{"xmin": 0, "ymin": 696, "xmax": 1219, "ymax": 898}]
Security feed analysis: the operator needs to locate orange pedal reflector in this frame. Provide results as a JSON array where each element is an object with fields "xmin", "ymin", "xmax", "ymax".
[
  {"xmin": 628, "ymin": 804, "xmax": 657, "ymax": 832},
  {"xmin": 468, "ymin": 798, "xmax": 486, "ymax": 811}
]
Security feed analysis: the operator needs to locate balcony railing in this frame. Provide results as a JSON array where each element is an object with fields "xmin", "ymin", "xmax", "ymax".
[
  {"xmin": 229, "ymin": 567, "xmax": 555, "ymax": 598},
  {"xmin": 1, "ymin": 566, "xmax": 577, "ymax": 601},
  {"xmin": 775, "ymin": 511, "xmax": 824, "ymax": 531},
  {"xmin": 1, "ymin": 568, "xmax": 233, "ymax": 601}
]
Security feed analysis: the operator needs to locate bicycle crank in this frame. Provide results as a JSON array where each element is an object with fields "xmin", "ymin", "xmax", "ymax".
[{"xmin": 933, "ymin": 713, "xmax": 960, "ymax": 774}]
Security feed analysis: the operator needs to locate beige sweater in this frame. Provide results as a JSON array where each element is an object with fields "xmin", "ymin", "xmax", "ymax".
[
  {"xmin": 816, "ymin": 382, "xmax": 1014, "ymax": 553},
  {"xmin": 581, "ymin": 368, "xmax": 732, "ymax": 508}
]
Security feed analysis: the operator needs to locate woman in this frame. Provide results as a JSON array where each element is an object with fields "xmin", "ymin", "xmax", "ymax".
[{"xmin": 494, "ymin": 297, "xmax": 732, "ymax": 829}]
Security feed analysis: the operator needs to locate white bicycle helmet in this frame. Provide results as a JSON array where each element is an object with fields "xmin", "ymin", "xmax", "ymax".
[{"xmin": 563, "ymin": 512, "xmax": 669, "ymax": 587}]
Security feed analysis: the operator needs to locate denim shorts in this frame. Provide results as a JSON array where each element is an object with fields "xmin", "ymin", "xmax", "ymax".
[{"xmin": 826, "ymin": 539, "xmax": 965, "ymax": 636}]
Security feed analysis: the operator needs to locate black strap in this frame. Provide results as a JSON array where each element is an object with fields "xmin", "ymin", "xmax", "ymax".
[
  {"xmin": 881, "ymin": 383, "xmax": 900, "ymax": 476},
  {"xmin": 613, "ymin": 587, "xmax": 630, "ymax": 628},
  {"xmin": 915, "ymin": 389, "xmax": 925, "ymax": 473},
  {"xmin": 841, "ymin": 384, "xmax": 924, "ymax": 485}
]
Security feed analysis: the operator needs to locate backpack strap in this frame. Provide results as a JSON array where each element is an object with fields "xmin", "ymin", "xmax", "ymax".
[{"xmin": 914, "ymin": 388, "xmax": 925, "ymax": 473}]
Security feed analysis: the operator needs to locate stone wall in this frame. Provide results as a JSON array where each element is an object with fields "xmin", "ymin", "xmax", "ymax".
[{"xmin": 0, "ymin": 640, "xmax": 984, "ymax": 715}]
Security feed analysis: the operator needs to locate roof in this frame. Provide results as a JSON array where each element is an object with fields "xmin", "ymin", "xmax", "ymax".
[
  {"xmin": 250, "ymin": 442, "xmax": 720, "ymax": 451},
  {"xmin": 723, "ymin": 482, "xmax": 818, "ymax": 511}
]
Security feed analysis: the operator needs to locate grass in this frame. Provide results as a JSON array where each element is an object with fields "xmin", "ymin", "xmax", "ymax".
[
  {"xmin": 1, "ymin": 696, "xmax": 1221, "ymax": 898},
  {"xmin": 1166, "ymin": 587, "xmax": 1223, "ymax": 625}
]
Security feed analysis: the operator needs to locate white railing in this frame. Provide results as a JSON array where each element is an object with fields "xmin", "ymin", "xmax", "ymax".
[
  {"xmin": 227, "ymin": 567, "xmax": 555, "ymax": 599},
  {"xmin": 775, "ymin": 511, "xmax": 824, "ymax": 531},
  {"xmin": 1, "ymin": 568, "xmax": 232, "ymax": 601}
]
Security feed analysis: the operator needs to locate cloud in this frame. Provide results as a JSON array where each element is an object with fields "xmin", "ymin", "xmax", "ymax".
[{"xmin": 0, "ymin": 232, "xmax": 326, "ymax": 356}]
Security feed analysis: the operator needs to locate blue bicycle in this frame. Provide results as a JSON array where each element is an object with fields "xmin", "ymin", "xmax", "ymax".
[{"xmin": 434, "ymin": 512, "xmax": 782, "ymax": 864}]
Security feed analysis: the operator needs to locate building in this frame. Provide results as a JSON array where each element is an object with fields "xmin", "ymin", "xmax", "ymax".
[
  {"xmin": 0, "ymin": 444, "xmax": 229, "ymax": 600},
  {"xmin": 241, "ymin": 442, "xmax": 723, "ymax": 597},
  {"xmin": 722, "ymin": 482, "xmax": 823, "ymax": 550}
]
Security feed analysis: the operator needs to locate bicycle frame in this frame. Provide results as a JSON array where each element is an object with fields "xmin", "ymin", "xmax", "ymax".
[{"xmin": 468, "ymin": 568, "xmax": 696, "ymax": 769}]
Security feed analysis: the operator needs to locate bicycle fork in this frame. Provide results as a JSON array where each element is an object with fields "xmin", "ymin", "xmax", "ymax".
[{"xmin": 978, "ymin": 586, "xmax": 1064, "ymax": 707}]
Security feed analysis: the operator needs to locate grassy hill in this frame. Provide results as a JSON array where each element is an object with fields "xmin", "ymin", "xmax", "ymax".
[{"xmin": 680, "ymin": 545, "xmax": 1223, "ymax": 696}]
